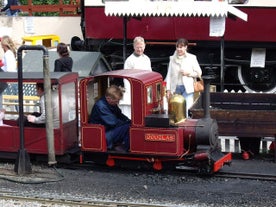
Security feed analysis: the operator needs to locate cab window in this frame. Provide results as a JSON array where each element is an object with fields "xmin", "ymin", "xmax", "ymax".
[
  {"xmin": 156, "ymin": 83, "xmax": 162, "ymax": 102},
  {"xmin": 147, "ymin": 86, "xmax": 153, "ymax": 104}
]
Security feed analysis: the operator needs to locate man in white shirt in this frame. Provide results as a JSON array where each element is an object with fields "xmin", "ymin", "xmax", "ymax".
[
  {"xmin": 124, "ymin": 36, "xmax": 152, "ymax": 71},
  {"xmin": 121, "ymin": 36, "xmax": 152, "ymax": 118}
]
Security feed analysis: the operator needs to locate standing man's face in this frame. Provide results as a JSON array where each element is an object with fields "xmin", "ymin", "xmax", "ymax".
[{"xmin": 134, "ymin": 42, "xmax": 145, "ymax": 56}]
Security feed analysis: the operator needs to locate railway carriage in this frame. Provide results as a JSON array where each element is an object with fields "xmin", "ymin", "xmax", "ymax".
[{"xmin": 0, "ymin": 72, "xmax": 79, "ymax": 158}]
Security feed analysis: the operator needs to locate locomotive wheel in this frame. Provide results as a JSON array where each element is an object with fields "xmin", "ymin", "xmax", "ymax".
[{"xmin": 238, "ymin": 66, "xmax": 276, "ymax": 93}]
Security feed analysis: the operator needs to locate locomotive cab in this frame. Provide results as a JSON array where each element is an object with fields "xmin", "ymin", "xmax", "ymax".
[{"xmin": 80, "ymin": 69, "xmax": 231, "ymax": 174}]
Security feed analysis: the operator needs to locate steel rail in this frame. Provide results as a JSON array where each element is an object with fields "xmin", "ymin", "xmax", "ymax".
[
  {"xmin": 215, "ymin": 171, "xmax": 276, "ymax": 182},
  {"xmin": 175, "ymin": 165, "xmax": 276, "ymax": 181},
  {"xmin": 62, "ymin": 160, "xmax": 276, "ymax": 182},
  {"xmin": 0, "ymin": 195, "xmax": 171, "ymax": 207}
]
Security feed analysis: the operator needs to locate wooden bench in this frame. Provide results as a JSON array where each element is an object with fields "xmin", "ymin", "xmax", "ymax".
[
  {"xmin": 190, "ymin": 92, "xmax": 276, "ymax": 162},
  {"xmin": 2, "ymin": 95, "xmax": 40, "ymax": 115}
]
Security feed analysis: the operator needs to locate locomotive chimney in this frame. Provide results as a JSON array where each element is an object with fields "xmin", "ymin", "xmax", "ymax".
[
  {"xmin": 194, "ymin": 75, "xmax": 218, "ymax": 148},
  {"xmin": 202, "ymin": 75, "xmax": 214, "ymax": 119},
  {"xmin": 202, "ymin": 53, "xmax": 216, "ymax": 119}
]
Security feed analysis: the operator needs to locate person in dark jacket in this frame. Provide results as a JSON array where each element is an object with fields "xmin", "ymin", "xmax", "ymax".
[
  {"xmin": 89, "ymin": 85, "xmax": 130, "ymax": 152},
  {"xmin": 54, "ymin": 43, "xmax": 73, "ymax": 72},
  {"xmin": 1, "ymin": 0, "xmax": 20, "ymax": 16}
]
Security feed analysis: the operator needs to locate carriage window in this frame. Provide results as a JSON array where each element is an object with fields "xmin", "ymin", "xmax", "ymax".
[
  {"xmin": 61, "ymin": 82, "xmax": 75, "ymax": 122},
  {"xmin": 147, "ymin": 86, "xmax": 153, "ymax": 104},
  {"xmin": 156, "ymin": 83, "xmax": 162, "ymax": 102},
  {"xmin": 2, "ymin": 82, "xmax": 40, "ymax": 120}
]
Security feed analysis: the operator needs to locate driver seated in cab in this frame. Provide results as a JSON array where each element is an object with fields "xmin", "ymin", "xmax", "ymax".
[{"xmin": 89, "ymin": 85, "xmax": 130, "ymax": 152}]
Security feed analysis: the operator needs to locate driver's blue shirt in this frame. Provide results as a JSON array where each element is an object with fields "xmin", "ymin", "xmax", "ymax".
[
  {"xmin": 88, "ymin": 96, "xmax": 130, "ymax": 150},
  {"xmin": 89, "ymin": 97, "xmax": 130, "ymax": 131}
]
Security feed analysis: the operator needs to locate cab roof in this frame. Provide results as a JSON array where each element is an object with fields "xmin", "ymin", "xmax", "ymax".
[
  {"xmin": 0, "ymin": 72, "xmax": 79, "ymax": 84},
  {"xmin": 93, "ymin": 69, "xmax": 163, "ymax": 84}
]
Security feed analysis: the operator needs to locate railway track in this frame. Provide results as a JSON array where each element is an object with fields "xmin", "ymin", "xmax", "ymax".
[
  {"xmin": 65, "ymin": 162, "xmax": 276, "ymax": 182},
  {"xmin": 0, "ymin": 194, "xmax": 170, "ymax": 207},
  {"xmin": 0, "ymin": 160, "xmax": 275, "ymax": 207},
  {"xmin": 174, "ymin": 167, "xmax": 276, "ymax": 181},
  {"xmin": 59, "ymin": 155, "xmax": 276, "ymax": 182},
  {"xmin": 1, "ymin": 158, "xmax": 275, "ymax": 185},
  {"xmin": 216, "ymin": 171, "xmax": 276, "ymax": 182}
]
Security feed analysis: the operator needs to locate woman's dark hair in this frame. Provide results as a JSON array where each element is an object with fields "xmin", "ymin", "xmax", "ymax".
[
  {"xmin": 57, "ymin": 43, "xmax": 70, "ymax": 57},
  {"xmin": 176, "ymin": 38, "xmax": 188, "ymax": 47}
]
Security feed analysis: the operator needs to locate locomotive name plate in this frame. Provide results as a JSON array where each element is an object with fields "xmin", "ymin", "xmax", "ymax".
[{"xmin": 145, "ymin": 133, "xmax": 175, "ymax": 142}]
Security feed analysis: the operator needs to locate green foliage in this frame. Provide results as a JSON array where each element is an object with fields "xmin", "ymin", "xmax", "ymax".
[
  {"xmin": 18, "ymin": 0, "xmax": 76, "ymax": 16},
  {"xmin": 20, "ymin": 0, "xmax": 71, "ymax": 5}
]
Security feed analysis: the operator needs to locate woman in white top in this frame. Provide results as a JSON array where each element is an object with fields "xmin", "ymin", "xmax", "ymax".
[
  {"xmin": 121, "ymin": 36, "xmax": 152, "ymax": 118},
  {"xmin": 1, "ymin": 35, "xmax": 17, "ymax": 72},
  {"xmin": 0, "ymin": 35, "xmax": 17, "ymax": 109},
  {"xmin": 165, "ymin": 38, "xmax": 202, "ymax": 118}
]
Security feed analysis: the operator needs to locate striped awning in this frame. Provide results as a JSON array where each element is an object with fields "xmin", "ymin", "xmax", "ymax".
[{"xmin": 104, "ymin": 0, "xmax": 248, "ymax": 21}]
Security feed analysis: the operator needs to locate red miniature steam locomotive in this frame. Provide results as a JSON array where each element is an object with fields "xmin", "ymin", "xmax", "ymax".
[{"xmin": 79, "ymin": 69, "xmax": 231, "ymax": 173}]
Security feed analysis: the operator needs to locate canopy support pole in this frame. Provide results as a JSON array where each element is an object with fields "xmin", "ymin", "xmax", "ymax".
[
  {"xmin": 220, "ymin": 36, "xmax": 225, "ymax": 92},
  {"xmin": 123, "ymin": 16, "xmax": 128, "ymax": 62}
]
